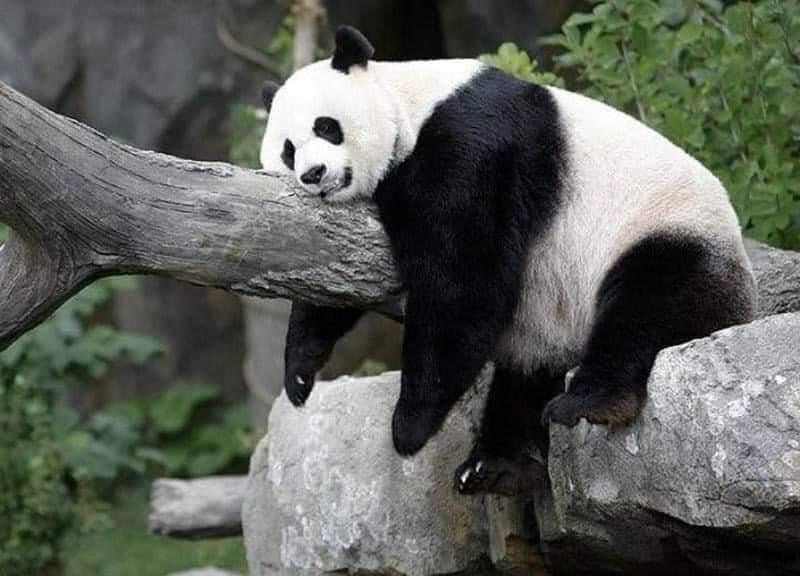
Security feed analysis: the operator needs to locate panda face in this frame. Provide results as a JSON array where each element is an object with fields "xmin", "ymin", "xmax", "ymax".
[{"xmin": 260, "ymin": 60, "xmax": 399, "ymax": 202}]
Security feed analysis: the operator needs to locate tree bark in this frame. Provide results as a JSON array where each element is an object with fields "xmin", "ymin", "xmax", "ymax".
[
  {"xmin": 149, "ymin": 476, "xmax": 247, "ymax": 539},
  {"xmin": 0, "ymin": 80, "xmax": 400, "ymax": 350},
  {"xmin": 2, "ymin": 80, "xmax": 800, "ymax": 352}
]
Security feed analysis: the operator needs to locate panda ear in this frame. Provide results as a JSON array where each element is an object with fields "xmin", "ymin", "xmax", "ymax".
[
  {"xmin": 331, "ymin": 25, "xmax": 374, "ymax": 73},
  {"xmin": 261, "ymin": 81, "xmax": 280, "ymax": 112}
]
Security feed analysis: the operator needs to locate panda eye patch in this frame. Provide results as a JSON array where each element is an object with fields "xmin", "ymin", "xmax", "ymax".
[
  {"xmin": 313, "ymin": 116, "xmax": 343, "ymax": 145},
  {"xmin": 281, "ymin": 139, "xmax": 295, "ymax": 170}
]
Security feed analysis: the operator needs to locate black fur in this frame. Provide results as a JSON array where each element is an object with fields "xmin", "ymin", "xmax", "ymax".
[
  {"xmin": 373, "ymin": 68, "xmax": 565, "ymax": 455},
  {"xmin": 455, "ymin": 365, "xmax": 561, "ymax": 495},
  {"xmin": 281, "ymin": 60, "xmax": 753, "ymax": 494},
  {"xmin": 281, "ymin": 139, "xmax": 295, "ymax": 171},
  {"xmin": 331, "ymin": 26, "xmax": 374, "ymax": 73},
  {"xmin": 313, "ymin": 116, "xmax": 344, "ymax": 145},
  {"xmin": 283, "ymin": 66, "xmax": 565, "ymax": 452},
  {"xmin": 261, "ymin": 81, "xmax": 280, "ymax": 112},
  {"xmin": 542, "ymin": 232, "xmax": 754, "ymax": 427},
  {"xmin": 283, "ymin": 303, "xmax": 364, "ymax": 406}
]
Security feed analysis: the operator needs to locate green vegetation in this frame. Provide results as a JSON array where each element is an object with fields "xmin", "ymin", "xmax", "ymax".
[
  {"xmin": 1, "ymin": 375, "xmax": 71, "ymax": 575},
  {"xmin": 482, "ymin": 0, "xmax": 800, "ymax": 249},
  {"xmin": 62, "ymin": 486, "xmax": 247, "ymax": 576},
  {"xmin": 0, "ymin": 275, "xmax": 254, "ymax": 574}
]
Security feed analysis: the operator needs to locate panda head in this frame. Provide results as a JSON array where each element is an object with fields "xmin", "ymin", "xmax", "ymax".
[{"xmin": 259, "ymin": 26, "xmax": 398, "ymax": 202}]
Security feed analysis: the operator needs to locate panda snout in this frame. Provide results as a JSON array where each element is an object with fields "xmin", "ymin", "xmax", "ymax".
[{"xmin": 300, "ymin": 164, "xmax": 327, "ymax": 185}]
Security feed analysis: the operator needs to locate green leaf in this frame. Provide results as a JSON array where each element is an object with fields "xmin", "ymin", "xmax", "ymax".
[
  {"xmin": 677, "ymin": 23, "xmax": 703, "ymax": 46},
  {"xmin": 148, "ymin": 382, "xmax": 219, "ymax": 436}
]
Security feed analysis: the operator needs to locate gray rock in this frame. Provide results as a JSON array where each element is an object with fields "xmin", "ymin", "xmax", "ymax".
[
  {"xmin": 243, "ymin": 371, "xmax": 491, "ymax": 576},
  {"xmin": 745, "ymin": 240, "xmax": 800, "ymax": 317},
  {"xmin": 485, "ymin": 496, "xmax": 547, "ymax": 576},
  {"xmin": 545, "ymin": 312, "xmax": 800, "ymax": 574}
]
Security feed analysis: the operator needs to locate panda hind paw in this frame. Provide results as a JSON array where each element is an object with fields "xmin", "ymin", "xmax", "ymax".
[{"xmin": 454, "ymin": 455, "xmax": 544, "ymax": 496}]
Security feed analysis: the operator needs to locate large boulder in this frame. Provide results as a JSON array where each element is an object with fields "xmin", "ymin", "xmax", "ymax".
[
  {"xmin": 543, "ymin": 312, "xmax": 800, "ymax": 575},
  {"xmin": 245, "ymin": 313, "xmax": 800, "ymax": 575},
  {"xmin": 243, "ymin": 371, "xmax": 494, "ymax": 576}
]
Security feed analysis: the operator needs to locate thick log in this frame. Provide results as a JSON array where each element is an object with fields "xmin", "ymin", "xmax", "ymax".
[
  {"xmin": 149, "ymin": 476, "xmax": 247, "ymax": 539},
  {"xmin": 1, "ymin": 80, "xmax": 799, "ymax": 352},
  {"xmin": 0, "ymin": 80, "xmax": 400, "ymax": 350}
]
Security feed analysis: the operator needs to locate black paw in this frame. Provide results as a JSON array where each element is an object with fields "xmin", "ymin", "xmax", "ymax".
[
  {"xmin": 454, "ymin": 457, "xmax": 504, "ymax": 494},
  {"xmin": 541, "ymin": 389, "xmax": 642, "ymax": 428},
  {"xmin": 284, "ymin": 365, "xmax": 316, "ymax": 406},
  {"xmin": 391, "ymin": 401, "xmax": 448, "ymax": 456},
  {"xmin": 454, "ymin": 454, "xmax": 544, "ymax": 496}
]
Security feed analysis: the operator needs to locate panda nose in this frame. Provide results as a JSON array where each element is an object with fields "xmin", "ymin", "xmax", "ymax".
[{"xmin": 300, "ymin": 164, "xmax": 326, "ymax": 185}]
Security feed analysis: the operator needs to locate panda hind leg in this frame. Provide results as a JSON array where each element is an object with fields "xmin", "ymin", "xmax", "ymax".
[
  {"xmin": 455, "ymin": 365, "xmax": 562, "ymax": 496},
  {"xmin": 542, "ymin": 232, "xmax": 755, "ymax": 428}
]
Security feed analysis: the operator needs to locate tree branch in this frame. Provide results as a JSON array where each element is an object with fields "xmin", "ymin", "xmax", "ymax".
[
  {"xmin": 1, "ymin": 80, "xmax": 799, "ymax": 352},
  {"xmin": 0, "ymin": 80, "xmax": 401, "ymax": 350}
]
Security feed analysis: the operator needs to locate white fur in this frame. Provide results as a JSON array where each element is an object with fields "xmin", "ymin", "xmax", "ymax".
[
  {"xmin": 496, "ymin": 87, "xmax": 750, "ymax": 371},
  {"xmin": 260, "ymin": 59, "xmax": 481, "ymax": 201},
  {"xmin": 263, "ymin": 57, "xmax": 750, "ymax": 371}
]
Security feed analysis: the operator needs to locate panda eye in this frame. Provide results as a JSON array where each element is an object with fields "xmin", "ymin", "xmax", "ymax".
[
  {"xmin": 281, "ymin": 139, "xmax": 295, "ymax": 170},
  {"xmin": 313, "ymin": 116, "xmax": 343, "ymax": 145}
]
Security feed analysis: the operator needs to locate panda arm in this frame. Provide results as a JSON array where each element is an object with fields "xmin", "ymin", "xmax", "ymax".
[
  {"xmin": 283, "ymin": 302, "xmax": 364, "ymax": 406},
  {"xmin": 379, "ymin": 151, "xmax": 523, "ymax": 455}
]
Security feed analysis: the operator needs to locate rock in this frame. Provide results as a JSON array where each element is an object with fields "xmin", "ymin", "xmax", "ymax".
[
  {"xmin": 544, "ymin": 312, "xmax": 800, "ymax": 575},
  {"xmin": 243, "ymin": 371, "xmax": 491, "ymax": 576},
  {"xmin": 485, "ymin": 496, "xmax": 548, "ymax": 576},
  {"xmin": 745, "ymin": 240, "xmax": 800, "ymax": 317}
]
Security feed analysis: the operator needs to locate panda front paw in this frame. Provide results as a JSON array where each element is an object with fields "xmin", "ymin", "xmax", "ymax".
[
  {"xmin": 540, "ymin": 388, "xmax": 643, "ymax": 428},
  {"xmin": 283, "ymin": 365, "xmax": 316, "ymax": 406},
  {"xmin": 391, "ymin": 400, "xmax": 448, "ymax": 456}
]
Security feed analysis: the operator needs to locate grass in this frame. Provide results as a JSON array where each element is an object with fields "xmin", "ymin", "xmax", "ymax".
[{"xmin": 62, "ymin": 484, "xmax": 248, "ymax": 576}]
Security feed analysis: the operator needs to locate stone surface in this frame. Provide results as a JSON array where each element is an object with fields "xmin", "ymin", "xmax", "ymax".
[
  {"xmin": 486, "ymin": 496, "xmax": 547, "ymax": 576},
  {"xmin": 245, "ymin": 313, "xmax": 800, "ymax": 575},
  {"xmin": 745, "ymin": 240, "xmax": 800, "ymax": 317},
  {"xmin": 545, "ymin": 312, "xmax": 800, "ymax": 574},
  {"xmin": 243, "ymin": 371, "xmax": 491, "ymax": 576}
]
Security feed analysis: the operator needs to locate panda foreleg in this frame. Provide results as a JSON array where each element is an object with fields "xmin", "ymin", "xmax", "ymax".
[
  {"xmin": 391, "ymin": 292, "xmax": 499, "ymax": 456},
  {"xmin": 283, "ymin": 302, "xmax": 364, "ymax": 406},
  {"xmin": 541, "ymin": 233, "xmax": 755, "ymax": 428},
  {"xmin": 455, "ymin": 365, "xmax": 561, "ymax": 495}
]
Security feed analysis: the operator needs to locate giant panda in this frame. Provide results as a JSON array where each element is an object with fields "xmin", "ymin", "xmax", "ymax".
[{"xmin": 259, "ymin": 26, "xmax": 756, "ymax": 495}]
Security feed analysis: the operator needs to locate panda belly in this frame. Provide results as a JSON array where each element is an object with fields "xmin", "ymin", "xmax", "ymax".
[{"xmin": 495, "ymin": 86, "xmax": 747, "ymax": 374}]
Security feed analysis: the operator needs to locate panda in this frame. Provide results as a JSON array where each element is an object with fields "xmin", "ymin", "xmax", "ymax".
[{"xmin": 259, "ymin": 26, "xmax": 756, "ymax": 495}]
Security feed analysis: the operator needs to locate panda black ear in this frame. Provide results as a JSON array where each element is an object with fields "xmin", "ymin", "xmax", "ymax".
[
  {"xmin": 261, "ymin": 80, "xmax": 280, "ymax": 112},
  {"xmin": 331, "ymin": 25, "xmax": 374, "ymax": 73}
]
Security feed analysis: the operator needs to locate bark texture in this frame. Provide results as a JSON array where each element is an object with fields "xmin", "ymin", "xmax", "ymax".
[{"xmin": 0, "ymin": 80, "xmax": 400, "ymax": 350}]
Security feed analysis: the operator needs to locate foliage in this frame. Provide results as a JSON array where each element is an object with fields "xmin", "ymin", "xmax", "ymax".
[
  {"xmin": 103, "ymin": 382, "xmax": 256, "ymax": 478},
  {"xmin": 228, "ymin": 104, "xmax": 267, "ymax": 169},
  {"xmin": 227, "ymin": 12, "xmax": 297, "ymax": 170},
  {"xmin": 480, "ymin": 42, "xmax": 565, "ymax": 87},
  {"xmin": 0, "ymin": 278, "xmax": 164, "ymax": 389},
  {"xmin": 0, "ymin": 374, "xmax": 71, "ymax": 576},
  {"xmin": 264, "ymin": 11, "xmax": 297, "ymax": 79},
  {"xmin": 62, "ymin": 485, "xmax": 248, "ymax": 576},
  {"xmin": 484, "ymin": 0, "xmax": 800, "ymax": 249},
  {"xmin": 0, "ymin": 279, "xmax": 165, "ymax": 490}
]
